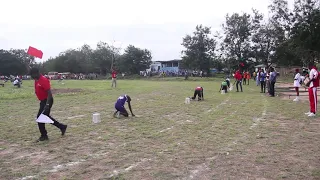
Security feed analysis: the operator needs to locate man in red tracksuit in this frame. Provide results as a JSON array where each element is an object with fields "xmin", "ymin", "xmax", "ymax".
[
  {"xmin": 305, "ymin": 63, "xmax": 319, "ymax": 117},
  {"xmin": 111, "ymin": 68, "xmax": 117, "ymax": 88},
  {"xmin": 234, "ymin": 70, "xmax": 243, "ymax": 92}
]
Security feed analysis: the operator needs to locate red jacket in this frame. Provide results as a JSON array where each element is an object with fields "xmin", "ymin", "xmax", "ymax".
[
  {"xmin": 112, "ymin": 70, "xmax": 117, "ymax": 78},
  {"xmin": 234, "ymin": 71, "xmax": 242, "ymax": 80}
]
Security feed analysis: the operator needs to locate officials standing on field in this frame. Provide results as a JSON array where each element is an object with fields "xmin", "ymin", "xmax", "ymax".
[{"xmin": 30, "ymin": 68, "xmax": 67, "ymax": 142}]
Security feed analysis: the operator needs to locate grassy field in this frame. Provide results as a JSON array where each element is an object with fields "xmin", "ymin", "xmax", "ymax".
[{"xmin": 0, "ymin": 78, "xmax": 319, "ymax": 180}]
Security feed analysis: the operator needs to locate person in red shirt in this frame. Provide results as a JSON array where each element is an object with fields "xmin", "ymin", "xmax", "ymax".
[
  {"xmin": 111, "ymin": 68, "xmax": 117, "ymax": 88},
  {"xmin": 30, "ymin": 68, "xmax": 67, "ymax": 142},
  {"xmin": 243, "ymin": 72, "xmax": 247, "ymax": 85},
  {"xmin": 191, "ymin": 86, "xmax": 204, "ymax": 101},
  {"xmin": 234, "ymin": 70, "xmax": 243, "ymax": 92}
]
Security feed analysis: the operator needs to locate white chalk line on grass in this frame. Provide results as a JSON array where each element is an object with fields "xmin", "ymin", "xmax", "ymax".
[
  {"xmin": 159, "ymin": 126, "xmax": 174, "ymax": 133},
  {"xmin": 19, "ymin": 159, "xmax": 86, "ymax": 180},
  {"xmin": 206, "ymin": 98, "xmax": 230, "ymax": 113},
  {"xmin": 187, "ymin": 163, "xmax": 210, "ymax": 180},
  {"xmin": 249, "ymin": 98, "xmax": 268, "ymax": 130},
  {"xmin": 161, "ymin": 98, "xmax": 231, "ymax": 133},
  {"xmin": 186, "ymin": 96, "xmax": 268, "ymax": 179},
  {"xmin": 183, "ymin": 156, "xmax": 218, "ymax": 180},
  {"xmin": 249, "ymin": 109, "xmax": 267, "ymax": 130},
  {"xmin": 185, "ymin": 103, "xmax": 239, "ymax": 180},
  {"xmin": 18, "ymin": 140, "xmax": 141, "ymax": 180},
  {"xmin": 108, "ymin": 158, "xmax": 152, "ymax": 178},
  {"xmin": 47, "ymin": 159, "xmax": 86, "ymax": 173},
  {"xmin": 67, "ymin": 114, "xmax": 87, "ymax": 119}
]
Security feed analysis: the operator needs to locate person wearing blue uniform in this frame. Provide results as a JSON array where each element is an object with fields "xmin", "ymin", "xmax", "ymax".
[{"xmin": 114, "ymin": 94, "xmax": 135, "ymax": 118}]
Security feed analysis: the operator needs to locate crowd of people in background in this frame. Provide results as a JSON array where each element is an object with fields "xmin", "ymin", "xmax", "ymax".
[
  {"xmin": 1, "ymin": 63, "xmax": 319, "ymax": 119},
  {"xmin": 139, "ymin": 70, "xmax": 207, "ymax": 78},
  {"xmin": 253, "ymin": 67, "xmax": 278, "ymax": 97}
]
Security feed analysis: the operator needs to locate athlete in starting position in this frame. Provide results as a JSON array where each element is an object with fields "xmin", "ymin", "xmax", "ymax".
[
  {"xmin": 219, "ymin": 80, "xmax": 228, "ymax": 93},
  {"xmin": 114, "ymin": 94, "xmax": 135, "ymax": 118},
  {"xmin": 191, "ymin": 87, "xmax": 204, "ymax": 100}
]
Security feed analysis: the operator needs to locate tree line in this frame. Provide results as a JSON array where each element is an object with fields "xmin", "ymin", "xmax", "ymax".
[
  {"xmin": 1, "ymin": 0, "xmax": 319, "ymax": 76},
  {"xmin": 0, "ymin": 43, "xmax": 152, "ymax": 76},
  {"xmin": 181, "ymin": 0, "xmax": 320, "ymax": 73}
]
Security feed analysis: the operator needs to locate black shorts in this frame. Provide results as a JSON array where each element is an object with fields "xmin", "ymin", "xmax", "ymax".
[
  {"xmin": 195, "ymin": 90, "xmax": 202, "ymax": 97},
  {"xmin": 222, "ymin": 85, "xmax": 227, "ymax": 90}
]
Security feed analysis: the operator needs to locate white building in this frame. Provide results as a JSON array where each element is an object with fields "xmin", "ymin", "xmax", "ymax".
[{"xmin": 146, "ymin": 61, "xmax": 162, "ymax": 72}]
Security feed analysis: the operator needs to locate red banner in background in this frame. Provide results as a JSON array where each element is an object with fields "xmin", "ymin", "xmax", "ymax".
[{"xmin": 27, "ymin": 46, "xmax": 43, "ymax": 59}]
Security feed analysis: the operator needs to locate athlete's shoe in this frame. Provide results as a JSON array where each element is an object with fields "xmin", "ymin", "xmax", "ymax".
[
  {"xmin": 305, "ymin": 112, "xmax": 312, "ymax": 115},
  {"xmin": 308, "ymin": 113, "xmax": 316, "ymax": 117}
]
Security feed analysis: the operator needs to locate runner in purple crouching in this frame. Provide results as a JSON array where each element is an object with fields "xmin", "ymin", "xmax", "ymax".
[{"xmin": 113, "ymin": 94, "xmax": 135, "ymax": 118}]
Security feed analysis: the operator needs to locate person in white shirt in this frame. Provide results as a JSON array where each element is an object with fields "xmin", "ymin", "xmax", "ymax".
[
  {"xmin": 13, "ymin": 78, "xmax": 21, "ymax": 88},
  {"xmin": 293, "ymin": 69, "xmax": 302, "ymax": 101}
]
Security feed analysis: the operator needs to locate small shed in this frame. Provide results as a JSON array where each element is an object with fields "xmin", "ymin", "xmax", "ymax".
[{"xmin": 254, "ymin": 64, "xmax": 267, "ymax": 72}]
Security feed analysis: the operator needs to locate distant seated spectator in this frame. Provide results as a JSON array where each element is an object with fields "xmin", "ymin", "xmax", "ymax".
[{"xmin": 13, "ymin": 78, "xmax": 21, "ymax": 88}]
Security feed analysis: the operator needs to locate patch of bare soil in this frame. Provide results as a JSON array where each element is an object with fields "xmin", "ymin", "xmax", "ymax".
[
  {"xmin": 280, "ymin": 91, "xmax": 310, "ymax": 101},
  {"xmin": 51, "ymin": 88, "xmax": 83, "ymax": 94},
  {"xmin": 276, "ymin": 82, "xmax": 310, "ymax": 101}
]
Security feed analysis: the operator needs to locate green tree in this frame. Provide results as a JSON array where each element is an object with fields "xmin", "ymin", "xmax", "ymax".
[
  {"xmin": 120, "ymin": 45, "xmax": 152, "ymax": 74},
  {"xmin": 9, "ymin": 49, "xmax": 35, "ymax": 71},
  {"xmin": 181, "ymin": 25, "xmax": 216, "ymax": 73},
  {"xmin": 92, "ymin": 41, "xmax": 115, "ymax": 75},
  {"xmin": 221, "ymin": 12, "xmax": 254, "ymax": 70},
  {"xmin": 0, "ymin": 50, "xmax": 26, "ymax": 75},
  {"xmin": 290, "ymin": 0, "xmax": 320, "ymax": 64}
]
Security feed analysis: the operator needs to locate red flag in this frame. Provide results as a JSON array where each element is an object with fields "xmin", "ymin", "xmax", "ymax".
[{"xmin": 27, "ymin": 46, "xmax": 43, "ymax": 59}]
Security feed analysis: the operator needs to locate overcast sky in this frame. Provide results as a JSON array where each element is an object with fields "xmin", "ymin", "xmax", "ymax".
[{"xmin": 0, "ymin": 0, "xmax": 294, "ymax": 62}]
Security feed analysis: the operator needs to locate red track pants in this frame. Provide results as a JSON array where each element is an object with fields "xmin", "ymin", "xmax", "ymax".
[{"xmin": 308, "ymin": 87, "xmax": 318, "ymax": 114}]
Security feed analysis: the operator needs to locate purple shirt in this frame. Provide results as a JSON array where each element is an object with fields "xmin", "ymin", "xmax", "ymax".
[{"xmin": 115, "ymin": 95, "xmax": 128, "ymax": 107}]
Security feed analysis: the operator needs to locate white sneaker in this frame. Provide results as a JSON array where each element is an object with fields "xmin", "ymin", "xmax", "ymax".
[
  {"xmin": 293, "ymin": 98, "xmax": 299, "ymax": 102},
  {"xmin": 308, "ymin": 113, "xmax": 316, "ymax": 117},
  {"xmin": 305, "ymin": 112, "xmax": 312, "ymax": 115},
  {"xmin": 116, "ymin": 111, "xmax": 120, "ymax": 118}
]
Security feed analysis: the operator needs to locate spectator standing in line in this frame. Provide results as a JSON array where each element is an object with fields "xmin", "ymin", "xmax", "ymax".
[
  {"xmin": 256, "ymin": 68, "xmax": 261, "ymax": 86},
  {"xmin": 246, "ymin": 71, "xmax": 251, "ymax": 85},
  {"xmin": 293, "ymin": 68, "xmax": 302, "ymax": 102},
  {"xmin": 269, "ymin": 67, "xmax": 277, "ymax": 97},
  {"xmin": 260, "ymin": 69, "xmax": 266, "ymax": 93},
  {"xmin": 266, "ymin": 69, "xmax": 270, "ymax": 94},
  {"xmin": 111, "ymin": 68, "xmax": 117, "ymax": 88},
  {"xmin": 243, "ymin": 71, "xmax": 247, "ymax": 85}
]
